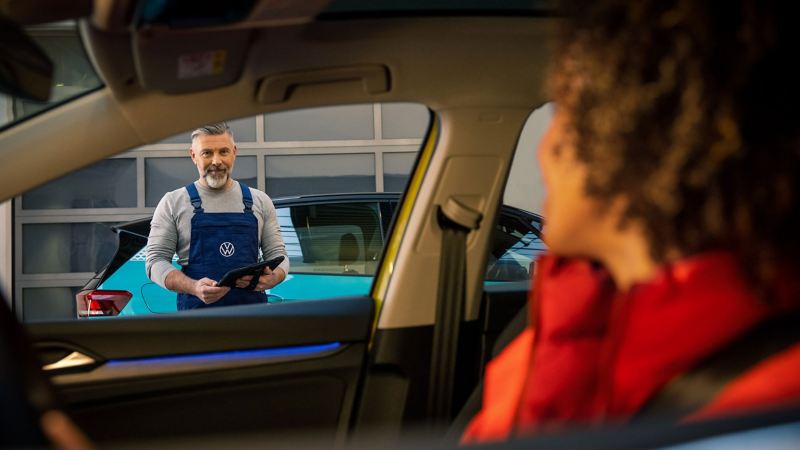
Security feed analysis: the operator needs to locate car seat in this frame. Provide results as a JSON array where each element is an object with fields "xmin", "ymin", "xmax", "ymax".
[{"xmin": 339, "ymin": 232, "xmax": 360, "ymax": 274}]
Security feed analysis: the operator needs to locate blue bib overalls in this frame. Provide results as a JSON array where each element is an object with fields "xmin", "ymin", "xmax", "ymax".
[{"xmin": 177, "ymin": 182, "xmax": 268, "ymax": 310}]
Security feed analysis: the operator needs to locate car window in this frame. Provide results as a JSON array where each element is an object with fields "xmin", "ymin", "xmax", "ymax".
[
  {"xmin": 9, "ymin": 99, "xmax": 554, "ymax": 320},
  {"xmin": 486, "ymin": 212, "xmax": 546, "ymax": 282},
  {"xmin": 504, "ymin": 103, "xmax": 552, "ymax": 216},
  {"xmin": 483, "ymin": 103, "xmax": 554, "ymax": 283},
  {"xmin": 279, "ymin": 202, "xmax": 384, "ymax": 276},
  {"xmin": 10, "ymin": 100, "xmax": 430, "ymax": 320},
  {"xmin": 0, "ymin": 22, "xmax": 102, "ymax": 130}
]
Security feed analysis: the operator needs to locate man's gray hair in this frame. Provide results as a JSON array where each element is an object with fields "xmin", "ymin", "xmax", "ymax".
[{"xmin": 191, "ymin": 123, "xmax": 233, "ymax": 141}]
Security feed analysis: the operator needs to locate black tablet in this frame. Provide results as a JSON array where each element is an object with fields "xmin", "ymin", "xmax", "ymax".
[{"xmin": 217, "ymin": 256, "xmax": 285, "ymax": 288}]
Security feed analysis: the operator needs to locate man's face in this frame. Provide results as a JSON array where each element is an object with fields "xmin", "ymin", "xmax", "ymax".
[{"xmin": 190, "ymin": 132, "xmax": 237, "ymax": 189}]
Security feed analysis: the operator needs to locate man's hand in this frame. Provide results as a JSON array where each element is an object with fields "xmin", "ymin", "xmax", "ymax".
[
  {"xmin": 236, "ymin": 267, "xmax": 286, "ymax": 291},
  {"xmin": 193, "ymin": 277, "xmax": 231, "ymax": 304}
]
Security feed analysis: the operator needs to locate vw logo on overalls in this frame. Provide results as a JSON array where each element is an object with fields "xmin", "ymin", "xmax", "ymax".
[{"xmin": 219, "ymin": 242, "xmax": 235, "ymax": 257}]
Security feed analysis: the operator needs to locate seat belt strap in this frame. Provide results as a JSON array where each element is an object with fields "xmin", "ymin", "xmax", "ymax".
[
  {"xmin": 638, "ymin": 312, "xmax": 800, "ymax": 419},
  {"xmin": 428, "ymin": 198, "xmax": 482, "ymax": 427}
]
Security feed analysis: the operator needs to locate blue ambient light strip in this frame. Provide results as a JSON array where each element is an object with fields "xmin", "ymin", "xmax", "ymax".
[{"xmin": 106, "ymin": 342, "xmax": 342, "ymax": 367}]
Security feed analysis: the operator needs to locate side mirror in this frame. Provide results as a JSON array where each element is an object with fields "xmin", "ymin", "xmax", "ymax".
[{"xmin": 0, "ymin": 14, "xmax": 53, "ymax": 102}]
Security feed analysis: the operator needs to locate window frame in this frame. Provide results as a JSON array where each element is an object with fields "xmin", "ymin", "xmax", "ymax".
[{"xmin": 12, "ymin": 104, "xmax": 430, "ymax": 320}]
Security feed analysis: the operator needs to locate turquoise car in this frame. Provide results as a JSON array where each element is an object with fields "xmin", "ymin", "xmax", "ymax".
[{"xmin": 76, "ymin": 193, "xmax": 545, "ymax": 317}]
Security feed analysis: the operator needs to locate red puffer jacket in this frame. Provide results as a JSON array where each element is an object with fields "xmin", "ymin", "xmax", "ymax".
[{"xmin": 462, "ymin": 252, "xmax": 800, "ymax": 444}]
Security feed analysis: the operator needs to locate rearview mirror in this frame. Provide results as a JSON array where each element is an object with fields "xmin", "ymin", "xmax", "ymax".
[{"xmin": 0, "ymin": 15, "xmax": 53, "ymax": 102}]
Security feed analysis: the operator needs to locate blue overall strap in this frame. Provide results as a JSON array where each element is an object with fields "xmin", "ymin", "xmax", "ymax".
[
  {"xmin": 239, "ymin": 182, "xmax": 253, "ymax": 212},
  {"xmin": 185, "ymin": 183, "xmax": 203, "ymax": 213}
]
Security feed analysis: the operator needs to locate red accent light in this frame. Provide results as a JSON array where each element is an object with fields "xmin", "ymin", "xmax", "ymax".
[{"xmin": 76, "ymin": 290, "xmax": 132, "ymax": 317}]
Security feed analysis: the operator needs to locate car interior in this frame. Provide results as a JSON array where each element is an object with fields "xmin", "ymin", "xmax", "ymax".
[{"xmin": 1, "ymin": 0, "xmax": 798, "ymax": 448}]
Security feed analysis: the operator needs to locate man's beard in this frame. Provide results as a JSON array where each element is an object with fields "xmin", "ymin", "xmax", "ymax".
[{"xmin": 204, "ymin": 164, "xmax": 230, "ymax": 189}]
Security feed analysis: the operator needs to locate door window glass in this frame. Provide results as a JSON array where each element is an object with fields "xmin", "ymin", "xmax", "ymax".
[
  {"xmin": 0, "ymin": 23, "xmax": 102, "ymax": 129},
  {"xmin": 265, "ymin": 154, "xmax": 376, "ymax": 197},
  {"xmin": 503, "ymin": 103, "xmax": 552, "ymax": 215},
  {"xmin": 11, "ymin": 102, "xmax": 429, "ymax": 320},
  {"xmin": 159, "ymin": 116, "xmax": 257, "ymax": 144},
  {"xmin": 486, "ymin": 213, "xmax": 546, "ymax": 281},
  {"xmin": 22, "ymin": 222, "xmax": 118, "ymax": 274},
  {"xmin": 278, "ymin": 202, "xmax": 384, "ymax": 276},
  {"xmin": 483, "ymin": 103, "xmax": 553, "ymax": 283},
  {"xmin": 22, "ymin": 159, "xmax": 136, "ymax": 210},
  {"xmin": 381, "ymin": 103, "xmax": 429, "ymax": 139},
  {"xmin": 264, "ymin": 104, "xmax": 374, "ymax": 141},
  {"xmin": 383, "ymin": 152, "xmax": 417, "ymax": 192},
  {"xmin": 145, "ymin": 156, "xmax": 257, "ymax": 207},
  {"xmin": 22, "ymin": 287, "xmax": 80, "ymax": 322}
]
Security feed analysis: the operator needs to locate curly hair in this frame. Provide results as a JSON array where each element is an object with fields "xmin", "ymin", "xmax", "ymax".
[{"xmin": 550, "ymin": 0, "xmax": 800, "ymax": 290}]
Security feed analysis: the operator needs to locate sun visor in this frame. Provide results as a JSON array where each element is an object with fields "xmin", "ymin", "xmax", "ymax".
[{"xmin": 133, "ymin": 27, "xmax": 251, "ymax": 94}]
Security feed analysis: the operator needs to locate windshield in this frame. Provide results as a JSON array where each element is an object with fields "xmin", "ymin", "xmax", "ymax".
[{"xmin": 0, "ymin": 21, "xmax": 102, "ymax": 129}]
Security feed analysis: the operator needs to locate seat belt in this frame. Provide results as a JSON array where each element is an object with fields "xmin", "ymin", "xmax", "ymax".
[
  {"xmin": 428, "ymin": 198, "xmax": 482, "ymax": 428},
  {"xmin": 638, "ymin": 312, "xmax": 800, "ymax": 418}
]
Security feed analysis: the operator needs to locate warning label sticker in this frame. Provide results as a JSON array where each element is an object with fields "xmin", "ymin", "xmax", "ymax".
[{"xmin": 177, "ymin": 50, "xmax": 226, "ymax": 79}]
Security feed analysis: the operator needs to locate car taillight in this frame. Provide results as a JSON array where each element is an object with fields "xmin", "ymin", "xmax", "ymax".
[{"xmin": 76, "ymin": 290, "xmax": 132, "ymax": 318}]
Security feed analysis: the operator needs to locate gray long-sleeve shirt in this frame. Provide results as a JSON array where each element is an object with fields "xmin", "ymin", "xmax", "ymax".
[{"xmin": 146, "ymin": 180, "xmax": 290, "ymax": 288}]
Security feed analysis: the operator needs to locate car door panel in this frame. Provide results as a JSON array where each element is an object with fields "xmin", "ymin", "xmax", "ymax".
[
  {"xmin": 26, "ymin": 296, "xmax": 373, "ymax": 442},
  {"xmin": 59, "ymin": 348, "xmax": 363, "ymax": 441},
  {"xmin": 31, "ymin": 297, "xmax": 372, "ymax": 358}
]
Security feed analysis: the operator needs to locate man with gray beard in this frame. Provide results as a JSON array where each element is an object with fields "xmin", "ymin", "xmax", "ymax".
[{"xmin": 146, "ymin": 123, "xmax": 289, "ymax": 310}]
